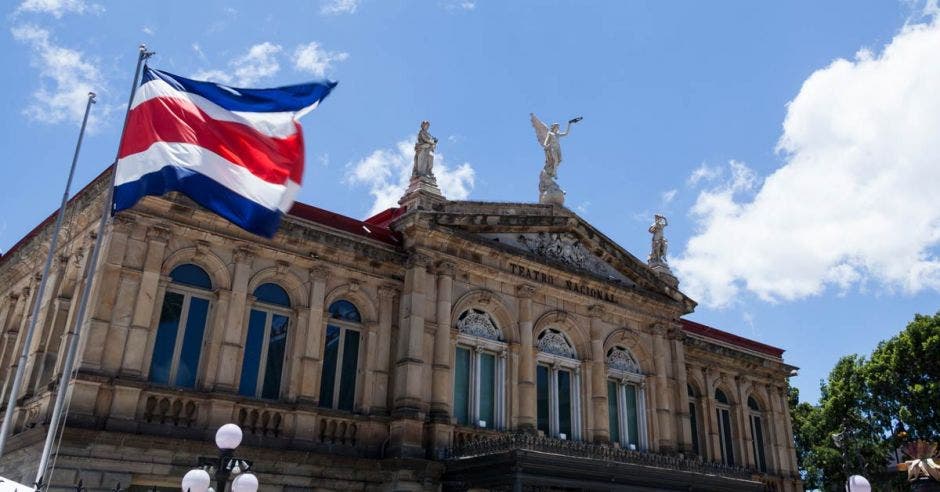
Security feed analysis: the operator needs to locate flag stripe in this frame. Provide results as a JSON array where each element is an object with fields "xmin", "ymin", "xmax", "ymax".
[
  {"xmin": 144, "ymin": 67, "xmax": 338, "ymax": 113},
  {"xmin": 133, "ymin": 77, "xmax": 306, "ymax": 139},
  {"xmin": 114, "ymin": 165, "xmax": 283, "ymax": 237},
  {"xmin": 119, "ymin": 96, "xmax": 304, "ymax": 185},
  {"xmin": 116, "ymin": 141, "xmax": 296, "ymax": 212}
]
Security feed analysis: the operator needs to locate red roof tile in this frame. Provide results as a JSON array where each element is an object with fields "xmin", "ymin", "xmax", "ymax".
[
  {"xmin": 287, "ymin": 202, "xmax": 400, "ymax": 246},
  {"xmin": 680, "ymin": 318, "xmax": 784, "ymax": 358}
]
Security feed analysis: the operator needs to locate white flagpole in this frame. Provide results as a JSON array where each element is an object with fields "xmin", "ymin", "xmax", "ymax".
[
  {"xmin": 0, "ymin": 91, "xmax": 97, "ymax": 458},
  {"xmin": 32, "ymin": 45, "xmax": 153, "ymax": 489}
]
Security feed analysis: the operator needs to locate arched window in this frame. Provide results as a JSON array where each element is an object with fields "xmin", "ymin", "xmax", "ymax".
[
  {"xmin": 606, "ymin": 346, "xmax": 647, "ymax": 450},
  {"xmin": 319, "ymin": 300, "xmax": 362, "ymax": 411},
  {"xmin": 239, "ymin": 283, "xmax": 291, "ymax": 399},
  {"xmin": 453, "ymin": 309, "xmax": 506, "ymax": 429},
  {"xmin": 748, "ymin": 396, "xmax": 768, "ymax": 472},
  {"xmin": 149, "ymin": 264, "xmax": 212, "ymax": 389},
  {"xmin": 535, "ymin": 329, "xmax": 582, "ymax": 440},
  {"xmin": 688, "ymin": 384, "xmax": 703, "ymax": 457},
  {"xmin": 715, "ymin": 388, "xmax": 735, "ymax": 465}
]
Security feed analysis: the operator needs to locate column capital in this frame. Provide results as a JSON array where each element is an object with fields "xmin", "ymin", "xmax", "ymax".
[
  {"xmin": 309, "ymin": 265, "xmax": 330, "ymax": 280},
  {"xmin": 516, "ymin": 283, "xmax": 537, "ymax": 299},
  {"xmin": 378, "ymin": 284, "xmax": 400, "ymax": 300},
  {"xmin": 587, "ymin": 304, "xmax": 606, "ymax": 319},
  {"xmin": 232, "ymin": 245, "xmax": 256, "ymax": 265},
  {"xmin": 405, "ymin": 251, "xmax": 433, "ymax": 269},
  {"xmin": 435, "ymin": 260, "xmax": 457, "ymax": 277},
  {"xmin": 112, "ymin": 213, "xmax": 137, "ymax": 233},
  {"xmin": 146, "ymin": 224, "xmax": 172, "ymax": 243}
]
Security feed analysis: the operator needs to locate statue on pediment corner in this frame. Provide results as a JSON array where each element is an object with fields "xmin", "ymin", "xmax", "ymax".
[
  {"xmin": 648, "ymin": 214, "xmax": 669, "ymax": 265},
  {"xmin": 530, "ymin": 113, "xmax": 581, "ymax": 206},
  {"xmin": 412, "ymin": 120, "xmax": 438, "ymax": 178}
]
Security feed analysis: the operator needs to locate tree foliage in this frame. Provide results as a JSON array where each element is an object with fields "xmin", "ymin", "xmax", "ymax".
[{"xmin": 789, "ymin": 311, "xmax": 940, "ymax": 490}]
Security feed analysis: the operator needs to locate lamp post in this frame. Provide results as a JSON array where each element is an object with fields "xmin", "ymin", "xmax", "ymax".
[{"xmin": 182, "ymin": 424, "xmax": 258, "ymax": 492}]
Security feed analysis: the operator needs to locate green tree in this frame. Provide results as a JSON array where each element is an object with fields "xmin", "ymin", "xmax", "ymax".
[{"xmin": 866, "ymin": 312, "xmax": 940, "ymax": 442}]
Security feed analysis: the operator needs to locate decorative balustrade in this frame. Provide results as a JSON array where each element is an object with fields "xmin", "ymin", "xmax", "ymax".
[
  {"xmin": 318, "ymin": 416, "xmax": 358, "ymax": 445},
  {"xmin": 142, "ymin": 394, "xmax": 199, "ymax": 427},
  {"xmin": 453, "ymin": 426, "xmax": 502, "ymax": 448},
  {"xmin": 447, "ymin": 432, "xmax": 754, "ymax": 481},
  {"xmin": 236, "ymin": 405, "xmax": 284, "ymax": 437}
]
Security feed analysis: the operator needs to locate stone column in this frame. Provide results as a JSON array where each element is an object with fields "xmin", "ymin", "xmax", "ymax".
[
  {"xmin": 213, "ymin": 247, "xmax": 254, "ymax": 391},
  {"xmin": 734, "ymin": 375, "xmax": 750, "ymax": 467},
  {"xmin": 0, "ymin": 292, "xmax": 24, "ymax": 397},
  {"xmin": 297, "ymin": 266, "xmax": 328, "ymax": 402},
  {"xmin": 23, "ymin": 254, "xmax": 67, "ymax": 394},
  {"xmin": 122, "ymin": 225, "xmax": 170, "ymax": 377},
  {"xmin": 10, "ymin": 279, "xmax": 38, "ymax": 399},
  {"xmin": 588, "ymin": 306, "xmax": 609, "ymax": 443},
  {"xmin": 389, "ymin": 252, "xmax": 431, "ymax": 458},
  {"xmin": 671, "ymin": 327, "xmax": 692, "ymax": 453},
  {"xmin": 703, "ymin": 367, "xmax": 721, "ymax": 461},
  {"xmin": 652, "ymin": 327, "xmax": 674, "ymax": 451},
  {"xmin": 775, "ymin": 385, "xmax": 799, "ymax": 476},
  {"xmin": 430, "ymin": 261, "xmax": 455, "ymax": 422},
  {"xmin": 516, "ymin": 284, "xmax": 536, "ymax": 432}
]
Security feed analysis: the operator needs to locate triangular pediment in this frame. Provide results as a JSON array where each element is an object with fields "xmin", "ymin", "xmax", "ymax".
[{"xmin": 400, "ymin": 201, "xmax": 695, "ymax": 312}]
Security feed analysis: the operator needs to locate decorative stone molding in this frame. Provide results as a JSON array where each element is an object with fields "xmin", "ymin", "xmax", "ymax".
[
  {"xmin": 607, "ymin": 346, "xmax": 641, "ymax": 375},
  {"xmin": 348, "ymin": 279, "xmax": 361, "ymax": 292},
  {"xmin": 146, "ymin": 224, "xmax": 172, "ymax": 243},
  {"xmin": 377, "ymin": 284, "xmax": 400, "ymax": 300},
  {"xmin": 516, "ymin": 283, "xmax": 537, "ymax": 299},
  {"xmin": 405, "ymin": 252, "xmax": 433, "ymax": 269},
  {"xmin": 275, "ymin": 259, "xmax": 290, "ymax": 275},
  {"xmin": 194, "ymin": 240, "xmax": 212, "ymax": 259},
  {"xmin": 537, "ymin": 329, "xmax": 575, "ymax": 359},
  {"xmin": 310, "ymin": 265, "xmax": 330, "ymax": 280},
  {"xmin": 587, "ymin": 304, "xmax": 606, "ymax": 319},
  {"xmin": 112, "ymin": 214, "xmax": 137, "ymax": 233},
  {"xmin": 456, "ymin": 309, "xmax": 501, "ymax": 341},
  {"xmin": 435, "ymin": 260, "xmax": 456, "ymax": 277}
]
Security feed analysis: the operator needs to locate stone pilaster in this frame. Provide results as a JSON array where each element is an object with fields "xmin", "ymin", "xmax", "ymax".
[
  {"xmin": 588, "ymin": 305, "xmax": 610, "ymax": 443},
  {"xmin": 652, "ymin": 326, "xmax": 674, "ymax": 451},
  {"xmin": 371, "ymin": 284, "xmax": 397, "ymax": 413},
  {"xmin": 213, "ymin": 247, "xmax": 254, "ymax": 391},
  {"xmin": 430, "ymin": 260, "xmax": 455, "ymax": 422},
  {"xmin": 298, "ymin": 266, "xmax": 329, "ymax": 402},
  {"xmin": 389, "ymin": 251, "xmax": 431, "ymax": 458},
  {"xmin": 120, "ymin": 225, "xmax": 169, "ymax": 378},
  {"xmin": 516, "ymin": 284, "xmax": 536, "ymax": 432}
]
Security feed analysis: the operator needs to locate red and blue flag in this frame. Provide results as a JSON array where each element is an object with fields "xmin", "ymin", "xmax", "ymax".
[{"xmin": 113, "ymin": 67, "xmax": 336, "ymax": 237}]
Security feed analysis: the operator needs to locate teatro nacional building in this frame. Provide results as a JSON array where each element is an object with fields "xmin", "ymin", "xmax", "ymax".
[{"xmin": 0, "ymin": 134, "xmax": 802, "ymax": 490}]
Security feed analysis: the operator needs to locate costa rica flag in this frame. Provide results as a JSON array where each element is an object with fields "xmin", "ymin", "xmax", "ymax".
[{"xmin": 113, "ymin": 67, "xmax": 336, "ymax": 237}]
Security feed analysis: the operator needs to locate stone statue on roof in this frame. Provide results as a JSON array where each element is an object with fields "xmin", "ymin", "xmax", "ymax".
[
  {"xmin": 530, "ymin": 113, "xmax": 582, "ymax": 206},
  {"xmin": 648, "ymin": 214, "xmax": 669, "ymax": 265},
  {"xmin": 412, "ymin": 120, "xmax": 438, "ymax": 178}
]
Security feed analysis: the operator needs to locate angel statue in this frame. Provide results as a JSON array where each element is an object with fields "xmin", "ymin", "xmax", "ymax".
[
  {"xmin": 648, "ymin": 214, "xmax": 669, "ymax": 264},
  {"xmin": 412, "ymin": 120, "xmax": 438, "ymax": 178},
  {"xmin": 530, "ymin": 113, "xmax": 582, "ymax": 205}
]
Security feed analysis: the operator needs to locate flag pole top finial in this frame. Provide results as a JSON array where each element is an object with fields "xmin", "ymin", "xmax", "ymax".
[
  {"xmin": 88, "ymin": 92, "xmax": 97, "ymax": 103},
  {"xmin": 138, "ymin": 44, "xmax": 155, "ymax": 59}
]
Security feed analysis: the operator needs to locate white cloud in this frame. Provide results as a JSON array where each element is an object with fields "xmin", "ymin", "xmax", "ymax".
[
  {"xmin": 661, "ymin": 189, "xmax": 677, "ymax": 204},
  {"xmin": 292, "ymin": 42, "xmax": 348, "ymax": 78},
  {"xmin": 320, "ymin": 0, "xmax": 358, "ymax": 15},
  {"xmin": 673, "ymin": 16, "xmax": 940, "ymax": 308},
  {"xmin": 192, "ymin": 42, "xmax": 282, "ymax": 87},
  {"xmin": 15, "ymin": 0, "xmax": 102, "ymax": 17},
  {"xmin": 687, "ymin": 162, "xmax": 722, "ymax": 187},
  {"xmin": 346, "ymin": 138, "xmax": 475, "ymax": 216},
  {"xmin": 141, "ymin": 25, "xmax": 154, "ymax": 35},
  {"xmin": 11, "ymin": 24, "xmax": 108, "ymax": 127},
  {"xmin": 442, "ymin": 0, "xmax": 476, "ymax": 11}
]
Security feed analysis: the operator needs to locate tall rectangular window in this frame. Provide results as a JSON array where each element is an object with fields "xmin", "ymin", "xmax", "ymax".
[
  {"xmin": 453, "ymin": 347, "xmax": 471, "ymax": 425},
  {"xmin": 238, "ymin": 310, "xmax": 267, "ymax": 397},
  {"xmin": 337, "ymin": 329, "xmax": 360, "ymax": 411},
  {"xmin": 261, "ymin": 314, "xmax": 288, "ymax": 399},
  {"xmin": 607, "ymin": 381, "xmax": 620, "ymax": 443},
  {"xmin": 319, "ymin": 325, "xmax": 340, "ymax": 407},
  {"xmin": 536, "ymin": 365, "xmax": 550, "ymax": 435},
  {"xmin": 557, "ymin": 369, "xmax": 572, "ymax": 438},
  {"xmin": 718, "ymin": 408, "xmax": 735, "ymax": 465},
  {"xmin": 624, "ymin": 384, "xmax": 639, "ymax": 448},
  {"xmin": 689, "ymin": 402, "xmax": 700, "ymax": 455},
  {"xmin": 751, "ymin": 415, "xmax": 766, "ymax": 472},
  {"xmin": 150, "ymin": 292, "xmax": 183, "ymax": 385},
  {"xmin": 478, "ymin": 352, "xmax": 495, "ymax": 426}
]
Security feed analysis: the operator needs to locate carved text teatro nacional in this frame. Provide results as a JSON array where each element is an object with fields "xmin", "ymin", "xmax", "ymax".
[{"xmin": 0, "ymin": 158, "xmax": 802, "ymax": 491}]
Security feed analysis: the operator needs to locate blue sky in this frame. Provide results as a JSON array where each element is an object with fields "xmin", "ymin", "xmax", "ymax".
[{"xmin": 2, "ymin": 0, "xmax": 938, "ymax": 404}]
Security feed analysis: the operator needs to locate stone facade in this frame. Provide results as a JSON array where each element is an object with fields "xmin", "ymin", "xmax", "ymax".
[{"xmin": 0, "ymin": 168, "xmax": 802, "ymax": 491}]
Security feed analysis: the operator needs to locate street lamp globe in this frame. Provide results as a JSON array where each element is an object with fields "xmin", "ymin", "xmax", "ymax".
[
  {"xmin": 215, "ymin": 423, "xmax": 243, "ymax": 450},
  {"xmin": 231, "ymin": 473, "xmax": 259, "ymax": 492},
  {"xmin": 847, "ymin": 475, "xmax": 872, "ymax": 492},
  {"xmin": 181, "ymin": 468, "xmax": 211, "ymax": 492}
]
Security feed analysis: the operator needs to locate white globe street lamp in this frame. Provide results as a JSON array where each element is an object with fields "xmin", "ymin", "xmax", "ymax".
[{"xmin": 181, "ymin": 424, "xmax": 256, "ymax": 492}]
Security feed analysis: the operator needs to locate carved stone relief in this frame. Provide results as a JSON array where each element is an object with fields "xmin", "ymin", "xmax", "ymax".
[
  {"xmin": 607, "ymin": 346, "xmax": 641, "ymax": 374},
  {"xmin": 457, "ymin": 308, "xmax": 500, "ymax": 341},
  {"xmin": 537, "ymin": 329, "xmax": 576, "ymax": 359}
]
